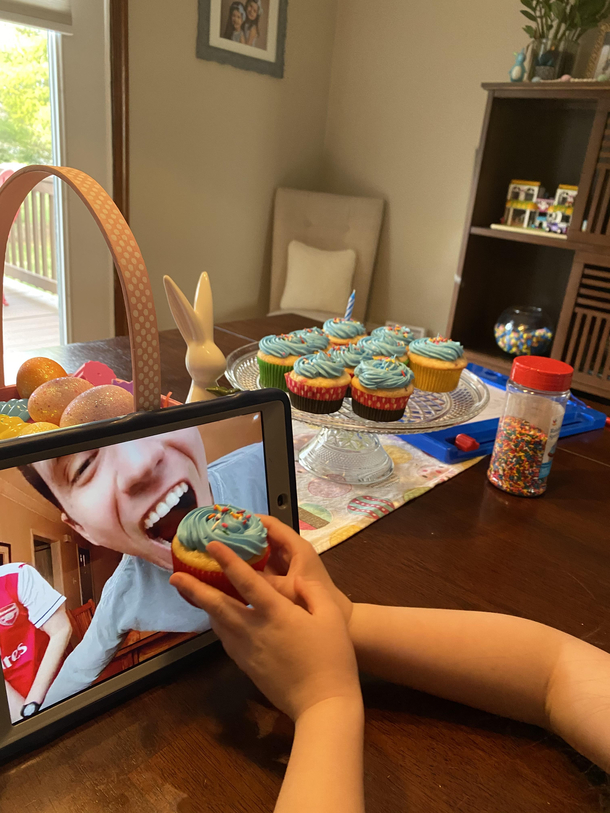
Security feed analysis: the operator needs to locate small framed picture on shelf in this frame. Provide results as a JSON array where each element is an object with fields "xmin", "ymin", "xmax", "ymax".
[
  {"xmin": 588, "ymin": 23, "xmax": 610, "ymax": 79},
  {"xmin": 197, "ymin": 0, "xmax": 288, "ymax": 78},
  {"xmin": 0, "ymin": 543, "xmax": 11, "ymax": 566}
]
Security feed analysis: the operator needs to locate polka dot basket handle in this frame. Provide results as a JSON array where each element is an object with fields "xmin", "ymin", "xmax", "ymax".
[{"xmin": 0, "ymin": 166, "xmax": 161, "ymax": 411}]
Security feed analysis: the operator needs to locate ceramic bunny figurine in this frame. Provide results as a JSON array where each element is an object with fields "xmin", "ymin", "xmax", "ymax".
[{"xmin": 163, "ymin": 272, "xmax": 226, "ymax": 402}]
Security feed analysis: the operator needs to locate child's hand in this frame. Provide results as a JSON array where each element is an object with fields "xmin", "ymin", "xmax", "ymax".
[
  {"xmin": 259, "ymin": 516, "xmax": 353, "ymax": 625},
  {"xmin": 170, "ymin": 542, "xmax": 361, "ymax": 722}
]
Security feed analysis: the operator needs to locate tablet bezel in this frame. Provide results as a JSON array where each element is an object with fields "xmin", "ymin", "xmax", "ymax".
[{"xmin": 0, "ymin": 389, "xmax": 297, "ymax": 758}]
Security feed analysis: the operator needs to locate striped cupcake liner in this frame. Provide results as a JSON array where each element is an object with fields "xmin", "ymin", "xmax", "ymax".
[
  {"xmin": 351, "ymin": 385, "xmax": 409, "ymax": 422},
  {"xmin": 257, "ymin": 357, "xmax": 292, "ymax": 391},
  {"xmin": 285, "ymin": 373, "xmax": 348, "ymax": 414},
  {"xmin": 172, "ymin": 546, "xmax": 270, "ymax": 604},
  {"xmin": 408, "ymin": 357, "xmax": 463, "ymax": 393}
]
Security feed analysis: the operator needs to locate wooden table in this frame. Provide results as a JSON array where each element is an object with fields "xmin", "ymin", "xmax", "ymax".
[{"xmin": 2, "ymin": 315, "xmax": 609, "ymax": 813}]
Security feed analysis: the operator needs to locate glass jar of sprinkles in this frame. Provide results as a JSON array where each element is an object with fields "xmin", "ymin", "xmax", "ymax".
[{"xmin": 487, "ymin": 356, "xmax": 573, "ymax": 497}]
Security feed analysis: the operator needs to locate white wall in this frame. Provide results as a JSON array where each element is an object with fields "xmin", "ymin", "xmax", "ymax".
[
  {"xmin": 129, "ymin": 0, "xmax": 337, "ymax": 330},
  {"xmin": 322, "ymin": 0, "xmax": 527, "ymax": 334}
]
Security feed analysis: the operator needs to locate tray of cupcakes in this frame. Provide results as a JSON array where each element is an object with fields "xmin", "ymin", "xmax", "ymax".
[{"xmin": 225, "ymin": 318, "xmax": 489, "ymax": 435}]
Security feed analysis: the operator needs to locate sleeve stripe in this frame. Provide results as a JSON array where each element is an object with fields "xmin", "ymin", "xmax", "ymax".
[{"xmin": 32, "ymin": 595, "xmax": 67, "ymax": 628}]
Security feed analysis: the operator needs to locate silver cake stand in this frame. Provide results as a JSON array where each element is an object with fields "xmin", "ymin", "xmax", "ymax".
[{"xmin": 226, "ymin": 342, "xmax": 489, "ymax": 485}]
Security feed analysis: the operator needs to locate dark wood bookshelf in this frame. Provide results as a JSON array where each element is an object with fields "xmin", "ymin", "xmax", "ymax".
[{"xmin": 448, "ymin": 83, "xmax": 610, "ymax": 397}]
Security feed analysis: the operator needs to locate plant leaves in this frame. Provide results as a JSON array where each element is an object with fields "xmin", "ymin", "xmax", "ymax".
[
  {"xmin": 523, "ymin": 24, "xmax": 537, "ymax": 37},
  {"xmin": 521, "ymin": 9, "xmax": 538, "ymax": 20}
]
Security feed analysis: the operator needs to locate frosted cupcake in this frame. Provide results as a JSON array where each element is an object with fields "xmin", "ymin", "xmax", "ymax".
[
  {"xmin": 285, "ymin": 353, "xmax": 351, "ymax": 414},
  {"xmin": 292, "ymin": 327, "xmax": 331, "ymax": 352},
  {"xmin": 351, "ymin": 358, "xmax": 414, "ymax": 422},
  {"xmin": 357, "ymin": 333, "xmax": 409, "ymax": 363},
  {"xmin": 371, "ymin": 325, "xmax": 413, "ymax": 346},
  {"xmin": 257, "ymin": 333, "xmax": 313, "ymax": 391},
  {"xmin": 323, "ymin": 318, "xmax": 367, "ymax": 346},
  {"xmin": 328, "ymin": 344, "xmax": 375, "ymax": 397},
  {"xmin": 172, "ymin": 504, "xmax": 269, "ymax": 602},
  {"xmin": 408, "ymin": 337, "xmax": 467, "ymax": 392}
]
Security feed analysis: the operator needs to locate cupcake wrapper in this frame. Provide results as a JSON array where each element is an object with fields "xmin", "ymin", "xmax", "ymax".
[
  {"xmin": 285, "ymin": 374, "xmax": 348, "ymax": 402},
  {"xmin": 257, "ymin": 357, "xmax": 292, "ymax": 391},
  {"xmin": 172, "ymin": 546, "xmax": 270, "ymax": 604},
  {"xmin": 288, "ymin": 392, "xmax": 344, "ymax": 414},
  {"xmin": 351, "ymin": 385, "xmax": 409, "ymax": 422},
  {"xmin": 408, "ymin": 358, "xmax": 463, "ymax": 393}
]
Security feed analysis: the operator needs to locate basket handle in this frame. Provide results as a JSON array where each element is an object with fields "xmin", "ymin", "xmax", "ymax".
[{"xmin": 0, "ymin": 166, "xmax": 161, "ymax": 411}]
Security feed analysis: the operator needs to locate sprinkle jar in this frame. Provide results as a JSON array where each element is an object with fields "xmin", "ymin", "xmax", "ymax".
[{"xmin": 487, "ymin": 356, "xmax": 573, "ymax": 496}]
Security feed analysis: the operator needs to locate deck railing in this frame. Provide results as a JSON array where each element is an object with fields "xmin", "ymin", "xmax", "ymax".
[{"xmin": 4, "ymin": 177, "xmax": 57, "ymax": 294}]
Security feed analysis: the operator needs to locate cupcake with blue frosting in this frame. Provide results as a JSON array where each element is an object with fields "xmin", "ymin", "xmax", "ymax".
[
  {"xmin": 371, "ymin": 325, "xmax": 413, "ymax": 346},
  {"xmin": 323, "ymin": 317, "xmax": 367, "ymax": 346},
  {"xmin": 172, "ymin": 504, "xmax": 269, "ymax": 602},
  {"xmin": 292, "ymin": 327, "xmax": 331, "ymax": 352},
  {"xmin": 328, "ymin": 343, "xmax": 375, "ymax": 397},
  {"xmin": 257, "ymin": 333, "xmax": 315, "ymax": 391},
  {"xmin": 407, "ymin": 337, "xmax": 467, "ymax": 392},
  {"xmin": 351, "ymin": 358, "xmax": 414, "ymax": 422},
  {"xmin": 357, "ymin": 332, "xmax": 409, "ymax": 363},
  {"xmin": 285, "ymin": 352, "xmax": 351, "ymax": 414}
]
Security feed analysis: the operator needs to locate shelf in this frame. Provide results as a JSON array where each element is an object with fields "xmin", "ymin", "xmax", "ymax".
[
  {"xmin": 465, "ymin": 349, "xmax": 514, "ymax": 375},
  {"xmin": 470, "ymin": 226, "xmax": 578, "ymax": 250}
]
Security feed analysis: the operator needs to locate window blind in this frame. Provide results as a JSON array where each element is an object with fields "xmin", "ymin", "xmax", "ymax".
[{"xmin": 0, "ymin": 0, "xmax": 72, "ymax": 32}]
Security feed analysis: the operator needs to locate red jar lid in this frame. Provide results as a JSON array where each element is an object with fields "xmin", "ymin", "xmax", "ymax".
[{"xmin": 510, "ymin": 356, "xmax": 573, "ymax": 392}]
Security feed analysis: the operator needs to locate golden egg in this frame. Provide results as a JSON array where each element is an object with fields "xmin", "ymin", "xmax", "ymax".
[
  {"xmin": 29, "ymin": 377, "xmax": 94, "ymax": 425},
  {"xmin": 16, "ymin": 357, "xmax": 68, "ymax": 399},
  {"xmin": 19, "ymin": 422, "xmax": 59, "ymax": 435},
  {"xmin": 60, "ymin": 385, "xmax": 134, "ymax": 428},
  {"xmin": 0, "ymin": 414, "xmax": 26, "ymax": 440}
]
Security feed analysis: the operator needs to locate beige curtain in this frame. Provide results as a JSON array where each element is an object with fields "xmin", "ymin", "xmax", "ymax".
[{"xmin": 0, "ymin": 0, "xmax": 71, "ymax": 32}]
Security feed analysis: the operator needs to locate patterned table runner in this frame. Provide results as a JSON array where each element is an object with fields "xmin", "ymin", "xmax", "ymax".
[{"xmin": 292, "ymin": 421, "xmax": 482, "ymax": 554}]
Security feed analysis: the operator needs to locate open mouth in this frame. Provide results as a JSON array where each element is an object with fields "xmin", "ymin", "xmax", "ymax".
[{"xmin": 142, "ymin": 481, "xmax": 197, "ymax": 546}]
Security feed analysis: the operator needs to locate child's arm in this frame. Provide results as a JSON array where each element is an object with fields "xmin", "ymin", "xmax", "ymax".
[
  {"xmin": 349, "ymin": 604, "xmax": 610, "ymax": 772},
  {"xmin": 260, "ymin": 516, "xmax": 610, "ymax": 772},
  {"xmin": 171, "ymin": 542, "xmax": 365, "ymax": 813}
]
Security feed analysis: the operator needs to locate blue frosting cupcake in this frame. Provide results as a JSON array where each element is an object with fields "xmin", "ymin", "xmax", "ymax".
[
  {"xmin": 357, "ymin": 333, "xmax": 409, "ymax": 362},
  {"xmin": 351, "ymin": 358, "xmax": 414, "ymax": 422},
  {"xmin": 285, "ymin": 352, "xmax": 351, "ymax": 414},
  {"xmin": 323, "ymin": 318, "xmax": 367, "ymax": 346}
]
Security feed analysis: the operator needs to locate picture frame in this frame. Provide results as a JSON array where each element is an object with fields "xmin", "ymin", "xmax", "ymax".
[
  {"xmin": 0, "ymin": 543, "xmax": 10, "ymax": 565},
  {"xmin": 587, "ymin": 23, "xmax": 610, "ymax": 79},
  {"xmin": 197, "ymin": 0, "xmax": 288, "ymax": 79}
]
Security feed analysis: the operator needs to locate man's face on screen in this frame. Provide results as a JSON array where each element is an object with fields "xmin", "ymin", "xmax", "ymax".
[{"xmin": 34, "ymin": 427, "xmax": 211, "ymax": 570}]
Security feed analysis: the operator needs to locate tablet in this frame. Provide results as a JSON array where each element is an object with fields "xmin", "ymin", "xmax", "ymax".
[{"xmin": 0, "ymin": 389, "xmax": 296, "ymax": 758}]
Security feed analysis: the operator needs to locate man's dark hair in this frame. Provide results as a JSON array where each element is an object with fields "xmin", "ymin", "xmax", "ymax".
[{"xmin": 18, "ymin": 464, "xmax": 62, "ymax": 511}]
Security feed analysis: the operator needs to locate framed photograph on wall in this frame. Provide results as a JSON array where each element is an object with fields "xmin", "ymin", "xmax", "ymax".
[
  {"xmin": 197, "ymin": 0, "xmax": 288, "ymax": 78},
  {"xmin": 588, "ymin": 23, "xmax": 610, "ymax": 79},
  {"xmin": 0, "ymin": 543, "xmax": 11, "ymax": 566}
]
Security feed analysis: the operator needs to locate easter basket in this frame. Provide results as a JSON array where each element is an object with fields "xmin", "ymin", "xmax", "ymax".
[{"xmin": 0, "ymin": 165, "xmax": 164, "ymax": 413}]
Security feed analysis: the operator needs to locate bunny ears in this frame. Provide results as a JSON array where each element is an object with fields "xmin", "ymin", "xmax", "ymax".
[{"xmin": 163, "ymin": 272, "xmax": 215, "ymax": 347}]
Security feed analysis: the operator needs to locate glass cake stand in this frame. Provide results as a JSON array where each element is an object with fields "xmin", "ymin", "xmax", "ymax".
[{"xmin": 225, "ymin": 342, "xmax": 490, "ymax": 485}]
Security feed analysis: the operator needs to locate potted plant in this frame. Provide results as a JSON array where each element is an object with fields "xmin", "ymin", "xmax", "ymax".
[{"xmin": 520, "ymin": 0, "xmax": 610, "ymax": 79}]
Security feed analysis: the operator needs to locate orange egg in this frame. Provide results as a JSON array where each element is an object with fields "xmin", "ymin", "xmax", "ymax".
[
  {"xmin": 16, "ymin": 357, "xmax": 68, "ymax": 399},
  {"xmin": 28, "ymin": 377, "xmax": 94, "ymax": 425},
  {"xmin": 60, "ymin": 385, "xmax": 134, "ymax": 428},
  {"xmin": 19, "ymin": 422, "xmax": 59, "ymax": 435}
]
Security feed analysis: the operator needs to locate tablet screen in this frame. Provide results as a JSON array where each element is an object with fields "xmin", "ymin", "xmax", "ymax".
[{"xmin": 0, "ymin": 412, "xmax": 267, "ymax": 724}]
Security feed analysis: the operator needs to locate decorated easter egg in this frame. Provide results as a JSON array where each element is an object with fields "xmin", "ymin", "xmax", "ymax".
[
  {"xmin": 0, "ymin": 414, "xmax": 26, "ymax": 440},
  {"xmin": 16, "ymin": 357, "xmax": 67, "ymax": 399},
  {"xmin": 0, "ymin": 399, "xmax": 30, "ymax": 421},
  {"xmin": 59, "ymin": 385, "xmax": 134, "ymax": 427},
  {"xmin": 347, "ymin": 495, "xmax": 395, "ymax": 519},
  {"xmin": 29, "ymin": 377, "xmax": 94, "ymax": 425},
  {"xmin": 20, "ymin": 422, "xmax": 59, "ymax": 435}
]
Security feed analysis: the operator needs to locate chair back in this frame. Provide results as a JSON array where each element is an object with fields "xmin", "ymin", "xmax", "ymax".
[{"xmin": 269, "ymin": 188, "xmax": 384, "ymax": 323}]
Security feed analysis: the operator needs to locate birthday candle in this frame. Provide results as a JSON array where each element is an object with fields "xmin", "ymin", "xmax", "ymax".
[{"xmin": 344, "ymin": 289, "xmax": 356, "ymax": 320}]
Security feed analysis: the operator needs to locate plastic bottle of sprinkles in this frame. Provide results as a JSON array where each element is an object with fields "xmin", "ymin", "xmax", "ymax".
[{"xmin": 488, "ymin": 356, "xmax": 573, "ymax": 497}]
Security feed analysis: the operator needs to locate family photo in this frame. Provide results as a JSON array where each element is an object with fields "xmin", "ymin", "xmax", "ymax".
[{"xmin": 222, "ymin": 0, "xmax": 269, "ymax": 51}]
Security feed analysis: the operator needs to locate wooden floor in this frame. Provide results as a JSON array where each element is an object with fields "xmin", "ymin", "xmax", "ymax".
[{"xmin": 2, "ymin": 275, "xmax": 60, "ymax": 383}]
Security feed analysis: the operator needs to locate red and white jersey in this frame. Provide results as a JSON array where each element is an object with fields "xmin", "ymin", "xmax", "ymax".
[{"xmin": 0, "ymin": 563, "xmax": 66, "ymax": 698}]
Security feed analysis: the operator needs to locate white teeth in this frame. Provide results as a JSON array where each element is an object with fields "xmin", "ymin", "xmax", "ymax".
[{"xmin": 143, "ymin": 482, "xmax": 188, "ymax": 531}]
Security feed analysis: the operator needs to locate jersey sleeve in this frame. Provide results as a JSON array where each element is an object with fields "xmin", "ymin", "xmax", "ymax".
[
  {"xmin": 207, "ymin": 442, "xmax": 268, "ymax": 515},
  {"xmin": 41, "ymin": 560, "xmax": 132, "ymax": 709},
  {"xmin": 17, "ymin": 564, "xmax": 66, "ymax": 629}
]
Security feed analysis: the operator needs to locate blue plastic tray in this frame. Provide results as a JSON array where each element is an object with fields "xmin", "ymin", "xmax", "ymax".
[{"xmin": 401, "ymin": 363, "xmax": 607, "ymax": 464}]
